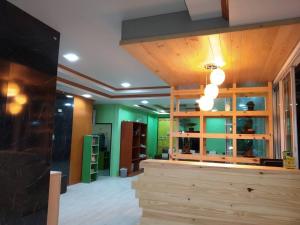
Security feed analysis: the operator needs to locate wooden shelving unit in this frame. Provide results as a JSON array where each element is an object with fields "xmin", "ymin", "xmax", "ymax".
[
  {"xmin": 170, "ymin": 82, "xmax": 274, "ymax": 164},
  {"xmin": 81, "ymin": 135, "xmax": 99, "ymax": 183},
  {"xmin": 120, "ymin": 121, "xmax": 147, "ymax": 176}
]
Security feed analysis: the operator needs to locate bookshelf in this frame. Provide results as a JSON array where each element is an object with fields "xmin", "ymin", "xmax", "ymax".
[
  {"xmin": 169, "ymin": 82, "xmax": 274, "ymax": 164},
  {"xmin": 82, "ymin": 135, "xmax": 99, "ymax": 183},
  {"xmin": 120, "ymin": 121, "xmax": 147, "ymax": 176}
]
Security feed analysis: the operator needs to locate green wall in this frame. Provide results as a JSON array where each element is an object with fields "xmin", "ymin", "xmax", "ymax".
[
  {"xmin": 95, "ymin": 104, "xmax": 158, "ymax": 176},
  {"xmin": 157, "ymin": 117, "xmax": 228, "ymax": 155},
  {"xmin": 157, "ymin": 118, "xmax": 170, "ymax": 155},
  {"xmin": 147, "ymin": 114, "xmax": 158, "ymax": 158},
  {"xmin": 205, "ymin": 118, "xmax": 227, "ymax": 155}
]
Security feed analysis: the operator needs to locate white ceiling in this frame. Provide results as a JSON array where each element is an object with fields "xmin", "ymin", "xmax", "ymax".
[
  {"xmin": 8, "ymin": 0, "xmax": 300, "ymax": 106},
  {"xmin": 9, "ymin": 0, "xmax": 187, "ymax": 88},
  {"xmin": 185, "ymin": 0, "xmax": 221, "ymax": 21},
  {"xmin": 229, "ymin": 0, "xmax": 300, "ymax": 26}
]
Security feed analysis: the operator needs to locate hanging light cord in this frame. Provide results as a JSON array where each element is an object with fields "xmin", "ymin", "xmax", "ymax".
[{"xmin": 208, "ymin": 36, "xmax": 215, "ymax": 63}]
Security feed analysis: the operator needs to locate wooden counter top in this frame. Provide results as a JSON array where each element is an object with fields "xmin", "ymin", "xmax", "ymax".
[
  {"xmin": 135, "ymin": 159, "xmax": 300, "ymax": 225},
  {"xmin": 141, "ymin": 159, "xmax": 300, "ymax": 173}
]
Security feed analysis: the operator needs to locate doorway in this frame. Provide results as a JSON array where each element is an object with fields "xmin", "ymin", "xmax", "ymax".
[{"xmin": 93, "ymin": 123, "xmax": 112, "ymax": 176}]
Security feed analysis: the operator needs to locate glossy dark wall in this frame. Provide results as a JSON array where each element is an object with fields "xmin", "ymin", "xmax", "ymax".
[
  {"xmin": 52, "ymin": 93, "xmax": 74, "ymax": 186},
  {"xmin": 0, "ymin": 1, "xmax": 60, "ymax": 225}
]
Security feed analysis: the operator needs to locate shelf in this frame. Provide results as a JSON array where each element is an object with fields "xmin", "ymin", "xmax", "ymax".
[
  {"xmin": 173, "ymin": 111, "xmax": 201, "ymax": 117},
  {"xmin": 120, "ymin": 121, "xmax": 148, "ymax": 177},
  {"xmin": 203, "ymin": 133, "xmax": 233, "ymax": 139},
  {"xmin": 172, "ymin": 132, "xmax": 200, "ymax": 138},
  {"xmin": 172, "ymin": 154, "xmax": 261, "ymax": 164},
  {"xmin": 172, "ymin": 133, "xmax": 271, "ymax": 140},
  {"xmin": 173, "ymin": 86, "xmax": 269, "ymax": 98},
  {"xmin": 201, "ymin": 156, "xmax": 260, "ymax": 164},
  {"xmin": 170, "ymin": 82, "xmax": 274, "ymax": 163},
  {"xmin": 236, "ymin": 134, "xmax": 271, "ymax": 140},
  {"xmin": 236, "ymin": 111, "xmax": 269, "ymax": 117},
  {"xmin": 172, "ymin": 153, "xmax": 201, "ymax": 161},
  {"xmin": 132, "ymin": 157, "xmax": 147, "ymax": 162},
  {"xmin": 82, "ymin": 135, "xmax": 100, "ymax": 183},
  {"xmin": 173, "ymin": 111, "xmax": 269, "ymax": 117}
]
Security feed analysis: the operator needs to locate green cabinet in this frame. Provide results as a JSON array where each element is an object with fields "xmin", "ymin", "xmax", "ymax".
[{"xmin": 82, "ymin": 135, "xmax": 99, "ymax": 183}]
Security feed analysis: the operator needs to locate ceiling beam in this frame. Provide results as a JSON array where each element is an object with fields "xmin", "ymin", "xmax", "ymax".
[
  {"xmin": 57, "ymin": 77, "xmax": 170, "ymax": 99},
  {"xmin": 120, "ymin": 10, "xmax": 300, "ymax": 45},
  {"xmin": 121, "ymin": 10, "xmax": 228, "ymax": 44},
  {"xmin": 58, "ymin": 64, "xmax": 169, "ymax": 91}
]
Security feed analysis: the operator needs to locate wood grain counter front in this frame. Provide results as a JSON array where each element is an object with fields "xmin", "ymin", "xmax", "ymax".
[{"xmin": 133, "ymin": 160, "xmax": 300, "ymax": 225}]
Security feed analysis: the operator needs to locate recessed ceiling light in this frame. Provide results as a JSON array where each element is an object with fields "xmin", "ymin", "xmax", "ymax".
[
  {"xmin": 63, "ymin": 53, "xmax": 79, "ymax": 62},
  {"xmin": 159, "ymin": 110, "xmax": 165, "ymax": 113},
  {"xmin": 141, "ymin": 100, "xmax": 148, "ymax": 104},
  {"xmin": 66, "ymin": 95, "xmax": 73, "ymax": 98},
  {"xmin": 64, "ymin": 103, "xmax": 72, "ymax": 107},
  {"xmin": 134, "ymin": 104, "xmax": 140, "ymax": 107},
  {"xmin": 82, "ymin": 94, "xmax": 92, "ymax": 98},
  {"xmin": 121, "ymin": 82, "xmax": 131, "ymax": 88}
]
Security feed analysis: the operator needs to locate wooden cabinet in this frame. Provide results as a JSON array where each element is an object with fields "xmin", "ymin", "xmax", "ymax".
[{"xmin": 120, "ymin": 121, "xmax": 147, "ymax": 176}]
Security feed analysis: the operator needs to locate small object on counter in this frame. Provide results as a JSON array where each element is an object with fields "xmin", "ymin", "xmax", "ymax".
[{"xmin": 283, "ymin": 151, "xmax": 296, "ymax": 169}]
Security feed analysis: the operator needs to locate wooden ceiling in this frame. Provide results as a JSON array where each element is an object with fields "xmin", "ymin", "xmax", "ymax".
[{"xmin": 122, "ymin": 23, "xmax": 300, "ymax": 86}]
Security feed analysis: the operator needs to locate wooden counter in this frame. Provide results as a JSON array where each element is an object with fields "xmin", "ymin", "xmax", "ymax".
[
  {"xmin": 133, "ymin": 160, "xmax": 300, "ymax": 225},
  {"xmin": 47, "ymin": 171, "xmax": 61, "ymax": 225}
]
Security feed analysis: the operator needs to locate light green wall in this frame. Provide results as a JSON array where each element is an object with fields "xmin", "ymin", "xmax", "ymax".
[
  {"xmin": 157, "ymin": 118, "xmax": 170, "ymax": 155},
  {"xmin": 157, "ymin": 117, "xmax": 228, "ymax": 155},
  {"xmin": 95, "ymin": 104, "xmax": 158, "ymax": 176}
]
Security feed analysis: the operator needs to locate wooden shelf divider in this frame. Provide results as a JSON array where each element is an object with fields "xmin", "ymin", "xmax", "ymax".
[{"xmin": 170, "ymin": 82, "xmax": 274, "ymax": 164}]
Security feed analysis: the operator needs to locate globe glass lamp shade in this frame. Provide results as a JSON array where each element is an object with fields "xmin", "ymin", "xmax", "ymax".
[
  {"xmin": 204, "ymin": 84, "xmax": 219, "ymax": 99},
  {"xmin": 198, "ymin": 96, "xmax": 214, "ymax": 111},
  {"xmin": 210, "ymin": 68, "xmax": 225, "ymax": 86}
]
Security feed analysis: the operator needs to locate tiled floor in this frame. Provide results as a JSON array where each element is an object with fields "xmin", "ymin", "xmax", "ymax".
[{"xmin": 59, "ymin": 176, "xmax": 141, "ymax": 225}]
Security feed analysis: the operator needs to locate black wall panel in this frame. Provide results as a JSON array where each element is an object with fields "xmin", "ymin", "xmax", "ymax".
[{"xmin": 0, "ymin": 1, "xmax": 60, "ymax": 225}]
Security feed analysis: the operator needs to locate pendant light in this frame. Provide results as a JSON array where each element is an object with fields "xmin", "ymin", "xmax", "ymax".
[
  {"xmin": 210, "ymin": 68, "xmax": 225, "ymax": 86},
  {"xmin": 204, "ymin": 84, "xmax": 219, "ymax": 99},
  {"xmin": 198, "ymin": 95, "xmax": 214, "ymax": 111}
]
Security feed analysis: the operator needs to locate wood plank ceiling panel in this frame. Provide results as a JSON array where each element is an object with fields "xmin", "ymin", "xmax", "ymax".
[{"xmin": 122, "ymin": 23, "xmax": 300, "ymax": 86}]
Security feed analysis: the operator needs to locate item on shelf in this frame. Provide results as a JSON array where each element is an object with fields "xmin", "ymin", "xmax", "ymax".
[
  {"xmin": 208, "ymin": 150, "xmax": 217, "ymax": 155},
  {"xmin": 139, "ymin": 154, "xmax": 147, "ymax": 159},
  {"xmin": 247, "ymin": 101, "xmax": 255, "ymax": 111}
]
